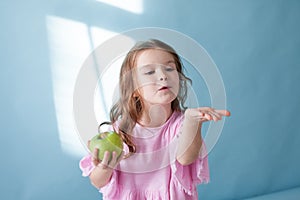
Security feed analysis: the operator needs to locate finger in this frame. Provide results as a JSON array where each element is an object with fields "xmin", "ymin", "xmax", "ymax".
[
  {"xmin": 117, "ymin": 151, "xmax": 125, "ymax": 163},
  {"xmin": 87, "ymin": 140, "xmax": 91, "ymax": 148},
  {"xmin": 93, "ymin": 148, "xmax": 99, "ymax": 158},
  {"xmin": 193, "ymin": 110, "xmax": 209, "ymax": 121},
  {"xmin": 201, "ymin": 111, "xmax": 212, "ymax": 121},
  {"xmin": 215, "ymin": 109, "xmax": 231, "ymax": 116},
  {"xmin": 207, "ymin": 112, "xmax": 217, "ymax": 121},
  {"xmin": 92, "ymin": 148, "xmax": 100, "ymax": 165},
  {"xmin": 209, "ymin": 111, "xmax": 222, "ymax": 121},
  {"xmin": 108, "ymin": 151, "xmax": 118, "ymax": 168},
  {"xmin": 100, "ymin": 151, "xmax": 110, "ymax": 168},
  {"xmin": 109, "ymin": 151, "xmax": 124, "ymax": 169}
]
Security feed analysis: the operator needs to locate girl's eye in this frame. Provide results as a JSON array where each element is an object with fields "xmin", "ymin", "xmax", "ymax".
[
  {"xmin": 145, "ymin": 70, "xmax": 155, "ymax": 75},
  {"xmin": 165, "ymin": 66, "xmax": 175, "ymax": 72}
]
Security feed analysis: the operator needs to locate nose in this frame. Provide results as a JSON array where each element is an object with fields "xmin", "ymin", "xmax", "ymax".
[
  {"xmin": 158, "ymin": 68, "xmax": 167, "ymax": 81},
  {"xmin": 160, "ymin": 76, "xmax": 167, "ymax": 81}
]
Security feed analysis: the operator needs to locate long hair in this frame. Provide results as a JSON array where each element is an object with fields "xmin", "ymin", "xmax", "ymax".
[{"xmin": 110, "ymin": 39, "xmax": 192, "ymax": 158}]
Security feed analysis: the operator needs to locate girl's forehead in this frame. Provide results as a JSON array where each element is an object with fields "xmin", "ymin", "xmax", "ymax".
[{"xmin": 135, "ymin": 49, "xmax": 175, "ymax": 67}]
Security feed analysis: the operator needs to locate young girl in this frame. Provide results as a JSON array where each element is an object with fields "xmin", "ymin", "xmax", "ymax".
[{"xmin": 79, "ymin": 39, "xmax": 230, "ymax": 199}]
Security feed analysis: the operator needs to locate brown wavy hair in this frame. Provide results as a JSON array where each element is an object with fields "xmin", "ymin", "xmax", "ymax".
[{"xmin": 110, "ymin": 39, "xmax": 191, "ymax": 158}]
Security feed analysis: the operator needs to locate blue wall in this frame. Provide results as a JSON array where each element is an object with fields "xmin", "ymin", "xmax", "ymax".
[{"xmin": 1, "ymin": 0, "xmax": 300, "ymax": 199}]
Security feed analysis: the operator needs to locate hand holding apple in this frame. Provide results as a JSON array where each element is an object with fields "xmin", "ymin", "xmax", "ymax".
[{"xmin": 88, "ymin": 131, "xmax": 123, "ymax": 162}]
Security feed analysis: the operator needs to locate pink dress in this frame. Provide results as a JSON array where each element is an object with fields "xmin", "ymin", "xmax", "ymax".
[{"xmin": 79, "ymin": 111, "xmax": 210, "ymax": 200}]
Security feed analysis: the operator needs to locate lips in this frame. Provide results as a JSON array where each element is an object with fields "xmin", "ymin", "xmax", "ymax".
[{"xmin": 159, "ymin": 86, "xmax": 170, "ymax": 91}]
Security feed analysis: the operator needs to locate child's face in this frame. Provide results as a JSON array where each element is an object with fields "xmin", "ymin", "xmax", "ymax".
[{"xmin": 134, "ymin": 49, "xmax": 180, "ymax": 108}]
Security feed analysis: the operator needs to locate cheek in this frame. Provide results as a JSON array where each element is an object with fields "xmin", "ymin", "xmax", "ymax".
[
  {"xmin": 137, "ymin": 86, "xmax": 154, "ymax": 101},
  {"xmin": 140, "ymin": 84, "xmax": 156, "ymax": 94},
  {"xmin": 172, "ymin": 84, "xmax": 180, "ymax": 96},
  {"xmin": 137, "ymin": 76, "xmax": 156, "ymax": 90},
  {"xmin": 171, "ymin": 74, "xmax": 180, "ymax": 89},
  {"xmin": 135, "ymin": 81, "xmax": 156, "ymax": 98}
]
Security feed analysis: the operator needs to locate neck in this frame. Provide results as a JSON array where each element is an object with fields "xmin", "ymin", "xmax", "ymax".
[{"xmin": 139, "ymin": 104, "xmax": 173, "ymax": 128}]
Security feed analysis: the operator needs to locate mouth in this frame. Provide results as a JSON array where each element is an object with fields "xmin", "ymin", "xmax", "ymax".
[{"xmin": 158, "ymin": 86, "xmax": 170, "ymax": 91}]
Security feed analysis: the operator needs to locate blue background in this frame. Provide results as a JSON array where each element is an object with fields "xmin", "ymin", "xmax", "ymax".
[{"xmin": 1, "ymin": 0, "xmax": 300, "ymax": 199}]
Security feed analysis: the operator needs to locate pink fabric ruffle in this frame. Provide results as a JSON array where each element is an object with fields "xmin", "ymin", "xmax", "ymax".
[
  {"xmin": 79, "ymin": 153, "xmax": 209, "ymax": 199},
  {"xmin": 170, "ymin": 155, "xmax": 210, "ymax": 197},
  {"xmin": 79, "ymin": 154, "xmax": 95, "ymax": 177},
  {"xmin": 101, "ymin": 177, "xmax": 170, "ymax": 200}
]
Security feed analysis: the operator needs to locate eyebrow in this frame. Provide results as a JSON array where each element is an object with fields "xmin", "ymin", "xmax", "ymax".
[
  {"xmin": 138, "ymin": 60, "xmax": 176, "ymax": 69},
  {"xmin": 165, "ymin": 60, "xmax": 176, "ymax": 65}
]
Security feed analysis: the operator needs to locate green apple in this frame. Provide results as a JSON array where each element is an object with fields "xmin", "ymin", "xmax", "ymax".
[{"xmin": 88, "ymin": 131, "xmax": 123, "ymax": 161}]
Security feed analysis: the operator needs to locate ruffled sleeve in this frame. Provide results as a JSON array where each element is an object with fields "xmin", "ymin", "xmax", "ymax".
[
  {"xmin": 79, "ymin": 154, "xmax": 96, "ymax": 177},
  {"xmin": 98, "ymin": 170, "xmax": 119, "ymax": 196},
  {"xmin": 170, "ymin": 145, "xmax": 210, "ymax": 196},
  {"xmin": 79, "ymin": 154, "xmax": 119, "ymax": 196}
]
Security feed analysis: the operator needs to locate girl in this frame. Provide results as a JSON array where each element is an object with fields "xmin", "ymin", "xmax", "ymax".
[{"xmin": 79, "ymin": 39, "xmax": 230, "ymax": 199}]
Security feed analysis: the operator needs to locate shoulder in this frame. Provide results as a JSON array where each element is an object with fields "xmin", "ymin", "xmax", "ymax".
[
  {"xmin": 169, "ymin": 111, "xmax": 185, "ymax": 128},
  {"xmin": 162, "ymin": 111, "xmax": 185, "ymax": 139}
]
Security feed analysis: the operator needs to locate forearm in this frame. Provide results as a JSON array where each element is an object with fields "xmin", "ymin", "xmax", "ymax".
[
  {"xmin": 89, "ymin": 166, "xmax": 113, "ymax": 189},
  {"xmin": 176, "ymin": 111, "xmax": 203, "ymax": 165},
  {"xmin": 176, "ymin": 107, "xmax": 230, "ymax": 165}
]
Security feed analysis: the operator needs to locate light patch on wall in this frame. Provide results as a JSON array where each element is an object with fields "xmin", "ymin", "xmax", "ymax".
[
  {"xmin": 96, "ymin": 0, "xmax": 143, "ymax": 14},
  {"xmin": 46, "ymin": 15, "xmax": 118, "ymax": 157},
  {"xmin": 94, "ymin": 55, "xmax": 124, "ymax": 124}
]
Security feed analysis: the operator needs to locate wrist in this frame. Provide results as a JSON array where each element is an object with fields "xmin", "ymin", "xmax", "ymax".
[{"xmin": 184, "ymin": 110, "xmax": 202, "ymax": 124}]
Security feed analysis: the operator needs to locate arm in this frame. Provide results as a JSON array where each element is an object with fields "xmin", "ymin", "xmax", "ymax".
[
  {"xmin": 176, "ymin": 107, "xmax": 230, "ymax": 166},
  {"xmin": 89, "ymin": 149, "xmax": 123, "ymax": 189}
]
